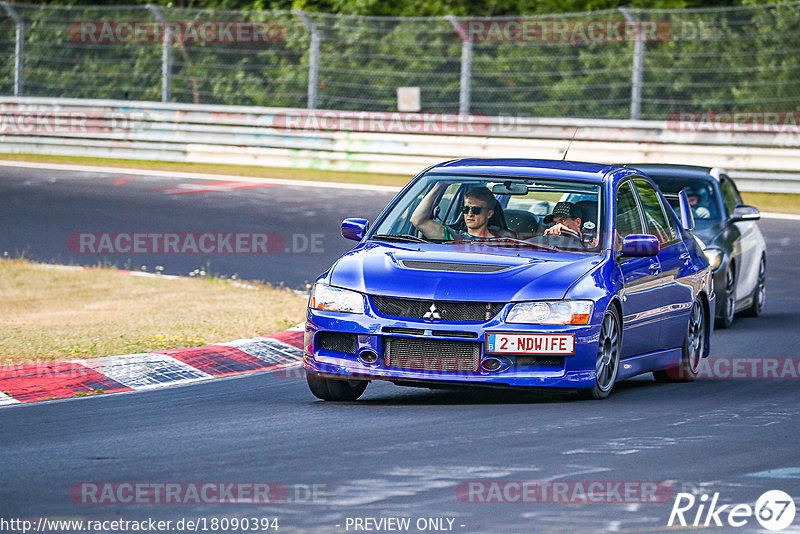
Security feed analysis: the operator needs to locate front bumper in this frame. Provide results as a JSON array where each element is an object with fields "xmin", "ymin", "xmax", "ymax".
[{"xmin": 303, "ymin": 304, "xmax": 603, "ymax": 389}]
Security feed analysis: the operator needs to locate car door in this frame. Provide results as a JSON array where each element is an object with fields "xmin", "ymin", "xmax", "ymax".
[
  {"xmin": 615, "ymin": 180, "xmax": 664, "ymax": 358},
  {"xmin": 720, "ymin": 174, "xmax": 760, "ymax": 302},
  {"xmin": 633, "ymin": 179, "xmax": 693, "ymax": 350}
]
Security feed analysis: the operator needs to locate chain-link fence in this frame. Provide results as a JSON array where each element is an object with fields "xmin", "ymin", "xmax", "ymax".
[{"xmin": 1, "ymin": 2, "xmax": 799, "ymax": 119}]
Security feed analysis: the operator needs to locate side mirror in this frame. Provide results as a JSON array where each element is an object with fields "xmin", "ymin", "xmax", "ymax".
[
  {"xmin": 731, "ymin": 204, "xmax": 760, "ymax": 222},
  {"xmin": 341, "ymin": 218, "xmax": 369, "ymax": 241},
  {"xmin": 620, "ymin": 234, "xmax": 660, "ymax": 257},
  {"xmin": 677, "ymin": 190, "xmax": 695, "ymax": 231}
]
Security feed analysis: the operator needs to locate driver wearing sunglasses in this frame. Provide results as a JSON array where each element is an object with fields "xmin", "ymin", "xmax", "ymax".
[{"xmin": 411, "ymin": 184, "xmax": 501, "ymax": 240}]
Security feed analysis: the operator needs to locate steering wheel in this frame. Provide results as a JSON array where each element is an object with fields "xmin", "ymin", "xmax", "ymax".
[{"xmin": 545, "ymin": 226, "xmax": 586, "ymax": 250}]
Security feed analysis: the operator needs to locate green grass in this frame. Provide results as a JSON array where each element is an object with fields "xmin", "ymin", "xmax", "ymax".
[
  {"xmin": 0, "ymin": 153, "xmax": 410, "ymax": 188},
  {"xmin": 742, "ymin": 192, "xmax": 800, "ymax": 215},
  {"xmin": 0, "ymin": 258, "xmax": 307, "ymax": 365}
]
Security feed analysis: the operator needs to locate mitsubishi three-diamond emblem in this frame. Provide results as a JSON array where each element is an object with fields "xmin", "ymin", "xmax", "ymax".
[{"xmin": 423, "ymin": 303, "xmax": 441, "ymax": 320}]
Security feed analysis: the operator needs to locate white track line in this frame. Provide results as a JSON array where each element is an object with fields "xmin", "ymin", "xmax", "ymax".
[{"xmin": 0, "ymin": 160, "xmax": 402, "ymax": 192}]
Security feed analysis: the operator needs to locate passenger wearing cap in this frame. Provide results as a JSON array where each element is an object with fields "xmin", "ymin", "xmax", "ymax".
[{"xmin": 543, "ymin": 201, "xmax": 597, "ymax": 247}]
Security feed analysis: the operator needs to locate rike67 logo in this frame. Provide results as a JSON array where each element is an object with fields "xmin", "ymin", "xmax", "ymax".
[{"xmin": 668, "ymin": 490, "xmax": 796, "ymax": 531}]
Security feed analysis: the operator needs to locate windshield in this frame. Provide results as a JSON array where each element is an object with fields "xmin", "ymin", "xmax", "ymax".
[
  {"xmin": 648, "ymin": 176, "xmax": 721, "ymax": 222},
  {"xmin": 370, "ymin": 174, "xmax": 604, "ymax": 253}
]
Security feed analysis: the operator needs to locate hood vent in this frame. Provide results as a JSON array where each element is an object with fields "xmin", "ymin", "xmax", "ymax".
[{"xmin": 399, "ymin": 260, "xmax": 512, "ymax": 273}]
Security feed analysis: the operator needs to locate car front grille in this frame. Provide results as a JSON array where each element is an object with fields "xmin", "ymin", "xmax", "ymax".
[
  {"xmin": 370, "ymin": 295, "xmax": 503, "ymax": 322},
  {"xmin": 384, "ymin": 337, "xmax": 480, "ymax": 372}
]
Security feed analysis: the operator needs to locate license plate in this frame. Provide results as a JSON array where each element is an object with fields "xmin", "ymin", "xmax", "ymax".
[{"xmin": 485, "ymin": 333, "xmax": 575, "ymax": 355}]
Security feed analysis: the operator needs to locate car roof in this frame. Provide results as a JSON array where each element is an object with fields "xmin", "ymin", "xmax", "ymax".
[
  {"xmin": 426, "ymin": 158, "xmax": 619, "ymax": 183},
  {"xmin": 628, "ymin": 164, "xmax": 723, "ymax": 181}
]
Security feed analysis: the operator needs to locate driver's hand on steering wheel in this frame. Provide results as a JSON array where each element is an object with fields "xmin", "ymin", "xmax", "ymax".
[{"xmin": 544, "ymin": 223, "xmax": 579, "ymax": 237}]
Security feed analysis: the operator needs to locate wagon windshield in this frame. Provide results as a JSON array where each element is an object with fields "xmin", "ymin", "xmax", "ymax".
[{"xmin": 370, "ymin": 174, "xmax": 604, "ymax": 253}]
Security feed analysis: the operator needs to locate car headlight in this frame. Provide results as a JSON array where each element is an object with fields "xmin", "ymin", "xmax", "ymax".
[
  {"xmin": 310, "ymin": 283, "xmax": 365, "ymax": 314},
  {"xmin": 506, "ymin": 300, "xmax": 593, "ymax": 325},
  {"xmin": 703, "ymin": 248, "xmax": 724, "ymax": 271}
]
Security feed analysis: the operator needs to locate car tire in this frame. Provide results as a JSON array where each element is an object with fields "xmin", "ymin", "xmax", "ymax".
[
  {"xmin": 742, "ymin": 255, "xmax": 766, "ymax": 317},
  {"xmin": 581, "ymin": 306, "xmax": 621, "ymax": 400},
  {"xmin": 306, "ymin": 371, "xmax": 368, "ymax": 401},
  {"xmin": 654, "ymin": 297, "xmax": 707, "ymax": 382},
  {"xmin": 715, "ymin": 265, "xmax": 736, "ymax": 329}
]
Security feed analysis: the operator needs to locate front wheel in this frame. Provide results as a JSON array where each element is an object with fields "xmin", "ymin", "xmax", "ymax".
[
  {"xmin": 654, "ymin": 297, "xmax": 707, "ymax": 382},
  {"xmin": 306, "ymin": 371, "xmax": 368, "ymax": 401},
  {"xmin": 742, "ymin": 255, "xmax": 766, "ymax": 317},
  {"xmin": 581, "ymin": 306, "xmax": 621, "ymax": 400}
]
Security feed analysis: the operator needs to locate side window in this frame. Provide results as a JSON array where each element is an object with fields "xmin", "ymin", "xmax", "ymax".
[
  {"xmin": 719, "ymin": 177, "xmax": 741, "ymax": 216},
  {"xmin": 615, "ymin": 182, "xmax": 644, "ymax": 245},
  {"xmin": 633, "ymin": 180, "xmax": 673, "ymax": 246},
  {"xmin": 438, "ymin": 183, "xmax": 462, "ymax": 224}
]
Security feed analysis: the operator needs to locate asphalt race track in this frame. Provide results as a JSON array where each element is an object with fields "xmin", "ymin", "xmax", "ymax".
[
  {"xmin": 0, "ymin": 164, "xmax": 397, "ymax": 288},
  {"xmin": 2, "ymin": 165, "xmax": 800, "ymax": 533}
]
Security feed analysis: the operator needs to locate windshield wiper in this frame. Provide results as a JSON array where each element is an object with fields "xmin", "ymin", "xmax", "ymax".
[
  {"xmin": 371, "ymin": 234, "xmax": 430, "ymax": 243},
  {"xmin": 447, "ymin": 237, "xmax": 557, "ymax": 251}
]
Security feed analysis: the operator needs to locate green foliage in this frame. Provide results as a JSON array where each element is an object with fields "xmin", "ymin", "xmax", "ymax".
[{"xmin": 1, "ymin": 2, "xmax": 798, "ymax": 119}]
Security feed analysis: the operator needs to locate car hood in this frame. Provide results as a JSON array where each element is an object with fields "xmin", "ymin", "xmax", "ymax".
[
  {"xmin": 692, "ymin": 220, "xmax": 727, "ymax": 247},
  {"xmin": 326, "ymin": 241, "xmax": 602, "ymax": 302}
]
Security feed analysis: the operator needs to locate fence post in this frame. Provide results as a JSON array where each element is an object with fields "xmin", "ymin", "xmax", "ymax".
[
  {"xmin": 146, "ymin": 4, "xmax": 171, "ymax": 103},
  {"xmin": 293, "ymin": 10, "xmax": 319, "ymax": 110},
  {"xmin": 446, "ymin": 15, "xmax": 471, "ymax": 115},
  {"xmin": 1, "ymin": 2, "xmax": 24, "ymax": 96},
  {"xmin": 619, "ymin": 7, "xmax": 643, "ymax": 121}
]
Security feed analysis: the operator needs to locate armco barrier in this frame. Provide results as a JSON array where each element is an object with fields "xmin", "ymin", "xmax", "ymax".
[{"xmin": 1, "ymin": 97, "xmax": 799, "ymax": 192}]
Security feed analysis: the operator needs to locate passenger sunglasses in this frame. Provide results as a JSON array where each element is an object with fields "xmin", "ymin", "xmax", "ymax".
[{"xmin": 461, "ymin": 206, "xmax": 484, "ymax": 215}]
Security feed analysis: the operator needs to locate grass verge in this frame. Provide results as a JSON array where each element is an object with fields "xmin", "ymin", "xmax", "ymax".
[
  {"xmin": 0, "ymin": 154, "xmax": 410, "ymax": 188},
  {"xmin": 0, "ymin": 258, "xmax": 307, "ymax": 366},
  {"xmin": 742, "ymin": 192, "xmax": 800, "ymax": 215}
]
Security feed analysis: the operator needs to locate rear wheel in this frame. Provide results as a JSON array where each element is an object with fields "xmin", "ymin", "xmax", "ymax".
[
  {"xmin": 742, "ymin": 255, "xmax": 766, "ymax": 317},
  {"xmin": 581, "ymin": 307, "xmax": 621, "ymax": 400},
  {"xmin": 715, "ymin": 265, "xmax": 736, "ymax": 329},
  {"xmin": 306, "ymin": 371, "xmax": 368, "ymax": 401},
  {"xmin": 654, "ymin": 297, "xmax": 706, "ymax": 382}
]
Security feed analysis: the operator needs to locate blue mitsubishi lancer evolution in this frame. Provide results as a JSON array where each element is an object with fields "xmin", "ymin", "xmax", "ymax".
[{"xmin": 303, "ymin": 159, "xmax": 715, "ymax": 400}]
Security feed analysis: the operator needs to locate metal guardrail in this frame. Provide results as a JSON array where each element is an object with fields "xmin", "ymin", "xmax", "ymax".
[{"xmin": 1, "ymin": 97, "xmax": 798, "ymax": 193}]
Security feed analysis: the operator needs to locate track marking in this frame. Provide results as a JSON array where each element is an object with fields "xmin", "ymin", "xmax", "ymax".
[
  {"xmin": 157, "ymin": 180, "xmax": 277, "ymax": 195},
  {"xmin": 744, "ymin": 467, "xmax": 800, "ymax": 479},
  {"xmin": 0, "ymin": 160, "xmax": 401, "ymax": 192}
]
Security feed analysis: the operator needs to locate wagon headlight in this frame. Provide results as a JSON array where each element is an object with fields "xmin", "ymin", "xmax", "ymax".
[
  {"xmin": 703, "ymin": 248, "xmax": 724, "ymax": 271},
  {"xmin": 506, "ymin": 300, "xmax": 593, "ymax": 325},
  {"xmin": 310, "ymin": 283, "xmax": 365, "ymax": 314}
]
